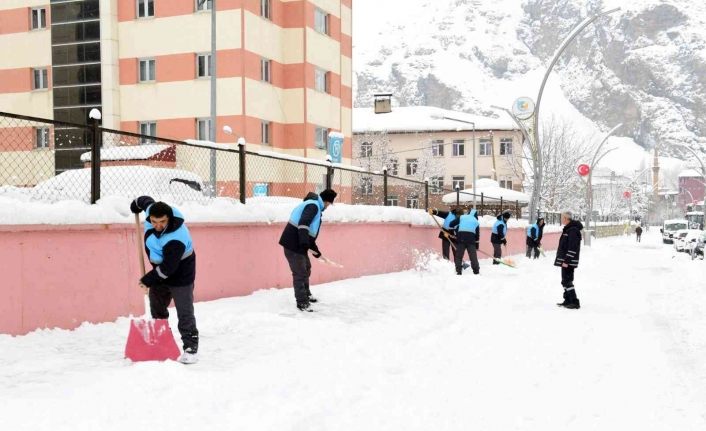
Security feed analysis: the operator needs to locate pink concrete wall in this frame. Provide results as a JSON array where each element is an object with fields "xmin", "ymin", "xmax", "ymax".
[{"xmin": 0, "ymin": 223, "xmax": 560, "ymax": 335}]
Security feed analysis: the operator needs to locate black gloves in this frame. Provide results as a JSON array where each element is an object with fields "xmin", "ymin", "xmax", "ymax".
[
  {"xmin": 131, "ymin": 196, "xmax": 155, "ymax": 214},
  {"xmin": 475, "ymin": 242, "xmax": 480, "ymax": 250},
  {"xmin": 502, "ymin": 239, "xmax": 507, "ymax": 246},
  {"xmin": 130, "ymin": 199, "xmax": 142, "ymax": 214},
  {"xmin": 310, "ymin": 242, "xmax": 322, "ymax": 258}
]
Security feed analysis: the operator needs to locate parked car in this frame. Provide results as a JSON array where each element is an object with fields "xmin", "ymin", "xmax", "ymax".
[
  {"xmin": 675, "ymin": 229, "xmax": 702, "ymax": 252},
  {"xmin": 29, "ymin": 165, "xmax": 208, "ymax": 203},
  {"xmin": 673, "ymin": 229, "xmax": 690, "ymax": 251},
  {"xmin": 661, "ymin": 219, "xmax": 689, "ymax": 244}
]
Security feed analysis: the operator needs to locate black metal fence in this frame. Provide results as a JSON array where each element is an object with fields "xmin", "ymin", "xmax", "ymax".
[{"xmin": 0, "ymin": 110, "xmax": 525, "ymax": 215}]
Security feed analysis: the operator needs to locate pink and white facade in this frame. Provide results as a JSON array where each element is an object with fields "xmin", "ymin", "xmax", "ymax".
[{"xmin": 0, "ymin": 0, "xmax": 353, "ymax": 175}]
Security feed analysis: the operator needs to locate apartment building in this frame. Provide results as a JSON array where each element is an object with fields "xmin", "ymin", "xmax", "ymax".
[
  {"xmin": 352, "ymin": 103, "xmax": 524, "ymax": 208},
  {"xmin": 0, "ymin": 0, "xmax": 352, "ymax": 180}
]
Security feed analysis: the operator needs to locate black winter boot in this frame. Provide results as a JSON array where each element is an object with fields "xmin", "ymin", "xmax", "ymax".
[
  {"xmin": 557, "ymin": 291, "xmax": 568, "ymax": 307},
  {"xmin": 297, "ymin": 302, "xmax": 313, "ymax": 312}
]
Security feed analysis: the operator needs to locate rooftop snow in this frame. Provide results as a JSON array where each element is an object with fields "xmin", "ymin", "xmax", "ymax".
[
  {"xmin": 679, "ymin": 169, "xmax": 703, "ymax": 178},
  {"xmin": 353, "ymin": 106, "xmax": 518, "ymax": 134},
  {"xmin": 441, "ymin": 179, "xmax": 530, "ymax": 205}
]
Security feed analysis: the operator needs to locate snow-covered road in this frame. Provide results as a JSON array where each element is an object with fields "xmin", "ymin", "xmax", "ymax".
[{"xmin": 2, "ymin": 231, "xmax": 705, "ymax": 430}]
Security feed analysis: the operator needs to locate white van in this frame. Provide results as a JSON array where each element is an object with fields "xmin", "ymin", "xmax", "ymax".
[{"xmin": 661, "ymin": 219, "xmax": 689, "ymax": 244}]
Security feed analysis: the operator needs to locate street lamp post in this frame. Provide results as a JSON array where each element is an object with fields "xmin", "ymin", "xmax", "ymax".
[
  {"xmin": 198, "ymin": 0, "xmax": 217, "ymax": 194},
  {"xmin": 531, "ymin": 7, "xmax": 620, "ymax": 222},
  {"xmin": 432, "ymin": 114, "xmax": 476, "ymax": 208},
  {"xmin": 585, "ymin": 123, "xmax": 623, "ymax": 246}
]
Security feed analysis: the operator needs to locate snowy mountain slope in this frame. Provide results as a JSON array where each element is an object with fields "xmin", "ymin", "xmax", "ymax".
[{"xmin": 353, "ymin": 0, "xmax": 704, "ymax": 175}]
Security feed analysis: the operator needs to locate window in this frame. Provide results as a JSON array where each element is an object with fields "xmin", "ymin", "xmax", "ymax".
[
  {"xmin": 406, "ymin": 158, "xmax": 418, "ymax": 176},
  {"xmin": 452, "ymin": 176, "xmax": 465, "ymax": 190},
  {"xmin": 31, "ymin": 8, "xmax": 47, "ymax": 30},
  {"xmin": 261, "ymin": 58, "xmax": 271, "ymax": 83},
  {"xmin": 137, "ymin": 0, "xmax": 155, "ymax": 18},
  {"xmin": 387, "ymin": 158, "xmax": 398, "ymax": 176},
  {"xmin": 314, "ymin": 8, "xmax": 329, "ymax": 35},
  {"xmin": 406, "ymin": 196, "xmax": 419, "ymax": 209},
  {"xmin": 195, "ymin": 0, "xmax": 212, "ymax": 11},
  {"xmin": 432, "ymin": 139, "xmax": 444, "ymax": 157},
  {"xmin": 139, "ymin": 58, "xmax": 156, "ymax": 82},
  {"xmin": 139, "ymin": 122, "xmax": 157, "ymax": 144},
  {"xmin": 479, "ymin": 175, "xmax": 492, "ymax": 180},
  {"xmin": 197, "ymin": 118, "xmax": 212, "ymax": 141},
  {"xmin": 314, "ymin": 127, "xmax": 328, "ymax": 149},
  {"xmin": 32, "ymin": 68, "xmax": 48, "ymax": 90},
  {"xmin": 430, "ymin": 176, "xmax": 444, "ymax": 194},
  {"xmin": 314, "ymin": 68, "xmax": 329, "ymax": 93},
  {"xmin": 35, "ymin": 127, "xmax": 50, "ymax": 149},
  {"xmin": 260, "ymin": 0, "xmax": 271, "ymax": 19},
  {"xmin": 197, "ymin": 54, "xmax": 211, "ymax": 78},
  {"xmin": 500, "ymin": 180, "xmax": 514, "ymax": 190},
  {"xmin": 360, "ymin": 141, "xmax": 373, "ymax": 158},
  {"xmin": 386, "ymin": 196, "xmax": 398, "ymax": 206},
  {"xmin": 452, "ymin": 139, "xmax": 465, "ymax": 157},
  {"xmin": 479, "ymin": 139, "xmax": 492, "ymax": 156},
  {"xmin": 361, "ymin": 177, "xmax": 373, "ymax": 195},
  {"xmin": 500, "ymin": 138, "xmax": 513, "ymax": 155},
  {"xmin": 261, "ymin": 121, "xmax": 271, "ymax": 145}
]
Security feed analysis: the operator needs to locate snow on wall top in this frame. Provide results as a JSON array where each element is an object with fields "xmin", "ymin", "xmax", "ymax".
[
  {"xmin": 0, "ymin": 193, "xmax": 553, "ymax": 230},
  {"xmin": 353, "ymin": 106, "xmax": 518, "ymax": 134},
  {"xmin": 79, "ymin": 144, "xmax": 171, "ymax": 162}
]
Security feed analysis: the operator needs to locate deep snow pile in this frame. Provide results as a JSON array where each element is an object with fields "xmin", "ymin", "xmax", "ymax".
[
  {"xmin": 0, "ymin": 193, "xmax": 548, "ymax": 230},
  {"xmin": 1, "ymin": 232, "xmax": 705, "ymax": 430}
]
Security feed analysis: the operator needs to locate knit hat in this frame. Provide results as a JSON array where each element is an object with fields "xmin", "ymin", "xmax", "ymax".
[{"xmin": 319, "ymin": 189, "xmax": 338, "ymax": 203}]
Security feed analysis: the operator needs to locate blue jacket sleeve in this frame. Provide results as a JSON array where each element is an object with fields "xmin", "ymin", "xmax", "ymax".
[{"xmin": 141, "ymin": 240, "xmax": 186, "ymax": 287}]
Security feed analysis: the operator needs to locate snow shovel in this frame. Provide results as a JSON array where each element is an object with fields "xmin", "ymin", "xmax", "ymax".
[
  {"xmin": 124, "ymin": 213, "xmax": 180, "ymax": 362},
  {"xmin": 310, "ymin": 250, "xmax": 344, "ymax": 268}
]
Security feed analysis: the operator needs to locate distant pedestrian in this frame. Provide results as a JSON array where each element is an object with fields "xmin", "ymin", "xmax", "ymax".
[
  {"xmin": 555, "ymin": 211, "xmax": 583, "ymax": 309},
  {"xmin": 429, "ymin": 207, "xmax": 458, "ymax": 261},
  {"xmin": 526, "ymin": 217, "xmax": 545, "ymax": 259},
  {"xmin": 449, "ymin": 208, "xmax": 480, "ymax": 275},
  {"xmin": 635, "ymin": 225, "xmax": 643, "ymax": 242},
  {"xmin": 490, "ymin": 210, "xmax": 511, "ymax": 264}
]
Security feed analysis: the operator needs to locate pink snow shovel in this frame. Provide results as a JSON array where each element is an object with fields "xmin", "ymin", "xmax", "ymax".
[{"xmin": 124, "ymin": 213, "xmax": 180, "ymax": 362}]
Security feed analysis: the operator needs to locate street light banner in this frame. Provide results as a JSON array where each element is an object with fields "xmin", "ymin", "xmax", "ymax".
[
  {"xmin": 512, "ymin": 97, "xmax": 535, "ymax": 120},
  {"xmin": 328, "ymin": 132, "xmax": 344, "ymax": 163}
]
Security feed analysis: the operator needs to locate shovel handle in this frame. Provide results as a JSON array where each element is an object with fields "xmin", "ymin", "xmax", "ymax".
[{"xmin": 135, "ymin": 213, "xmax": 151, "ymax": 317}]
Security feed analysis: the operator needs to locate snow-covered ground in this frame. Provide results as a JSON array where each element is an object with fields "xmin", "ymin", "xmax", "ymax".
[{"xmin": 2, "ymin": 231, "xmax": 705, "ymax": 430}]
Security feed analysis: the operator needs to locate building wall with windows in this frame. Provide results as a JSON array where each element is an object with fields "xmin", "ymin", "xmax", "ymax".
[
  {"xmin": 352, "ymin": 106, "xmax": 524, "ymax": 208},
  {"xmin": 0, "ymin": 0, "xmax": 352, "ymax": 179}
]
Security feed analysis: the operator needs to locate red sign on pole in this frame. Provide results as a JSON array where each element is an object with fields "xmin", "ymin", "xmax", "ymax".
[
  {"xmin": 577, "ymin": 164, "xmax": 590, "ymax": 177},
  {"xmin": 623, "ymin": 191, "xmax": 632, "ymax": 199}
]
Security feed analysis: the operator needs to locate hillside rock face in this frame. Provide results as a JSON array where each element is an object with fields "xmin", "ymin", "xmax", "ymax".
[{"xmin": 355, "ymin": 0, "xmax": 706, "ymax": 155}]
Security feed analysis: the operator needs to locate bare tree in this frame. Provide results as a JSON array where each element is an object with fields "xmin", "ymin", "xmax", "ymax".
[{"xmin": 508, "ymin": 115, "xmax": 597, "ymax": 214}]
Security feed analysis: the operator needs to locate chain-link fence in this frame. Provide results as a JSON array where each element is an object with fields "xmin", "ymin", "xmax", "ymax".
[{"xmin": 0, "ymin": 110, "xmax": 527, "ymax": 215}]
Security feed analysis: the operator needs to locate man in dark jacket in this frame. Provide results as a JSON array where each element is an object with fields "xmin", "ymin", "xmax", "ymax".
[
  {"xmin": 490, "ymin": 211, "xmax": 511, "ymax": 264},
  {"xmin": 279, "ymin": 189, "xmax": 337, "ymax": 311},
  {"xmin": 131, "ymin": 196, "xmax": 199, "ymax": 364},
  {"xmin": 450, "ymin": 208, "xmax": 480, "ymax": 275},
  {"xmin": 554, "ymin": 211, "xmax": 583, "ymax": 309},
  {"xmin": 635, "ymin": 225, "xmax": 643, "ymax": 242},
  {"xmin": 429, "ymin": 207, "xmax": 458, "ymax": 260},
  {"xmin": 526, "ymin": 217, "xmax": 545, "ymax": 259}
]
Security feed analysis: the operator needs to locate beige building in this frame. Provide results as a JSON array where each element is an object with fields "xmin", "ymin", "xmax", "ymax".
[{"xmin": 352, "ymin": 104, "xmax": 524, "ymax": 208}]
